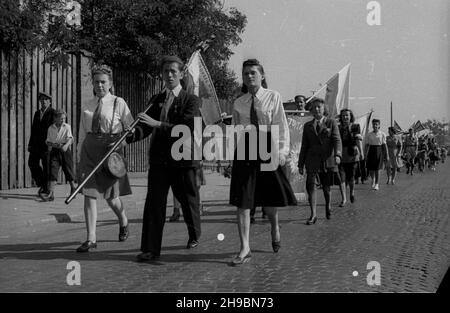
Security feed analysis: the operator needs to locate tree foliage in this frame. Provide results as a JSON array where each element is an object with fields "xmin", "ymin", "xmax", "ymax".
[{"xmin": 0, "ymin": 0, "xmax": 247, "ymax": 101}]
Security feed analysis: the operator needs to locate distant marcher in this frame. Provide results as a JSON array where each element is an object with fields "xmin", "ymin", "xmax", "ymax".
[
  {"xmin": 365, "ymin": 119, "xmax": 388, "ymax": 190},
  {"xmin": 403, "ymin": 128, "xmax": 418, "ymax": 175},
  {"xmin": 416, "ymin": 137, "xmax": 428, "ymax": 172},
  {"xmin": 298, "ymin": 98, "xmax": 342, "ymax": 224},
  {"xmin": 428, "ymin": 137, "xmax": 440, "ymax": 171},
  {"xmin": 28, "ymin": 92, "xmax": 56, "ymax": 197},
  {"xmin": 440, "ymin": 146, "xmax": 447, "ymax": 163},
  {"xmin": 385, "ymin": 127, "xmax": 402, "ymax": 184},
  {"xmin": 76, "ymin": 65, "xmax": 133, "ymax": 252},
  {"xmin": 338, "ymin": 109, "xmax": 363, "ymax": 204},
  {"xmin": 42, "ymin": 109, "xmax": 76, "ymax": 201},
  {"xmin": 294, "ymin": 95, "xmax": 307, "ymax": 111},
  {"xmin": 230, "ymin": 59, "xmax": 296, "ymax": 265}
]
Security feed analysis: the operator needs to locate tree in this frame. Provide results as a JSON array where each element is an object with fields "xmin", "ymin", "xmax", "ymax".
[{"xmin": 0, "ymin": 0, "xmax": 246, "ymax": 102}]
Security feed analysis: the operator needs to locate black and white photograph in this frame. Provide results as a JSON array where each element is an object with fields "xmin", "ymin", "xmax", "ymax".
[{"xmin": 0, "ymin": 0, "xmax": 449, "ymax": 299}]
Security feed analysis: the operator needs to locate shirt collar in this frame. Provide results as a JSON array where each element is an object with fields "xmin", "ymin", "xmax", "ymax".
[
  {"xmin": 165, "ymin": 84, "xmax": 182, "ymax": 98},
  {"xmin": 249, "ymin": 87, "xmax": 265, "ymax": 100},
  {"xmin": 97, "ymin": 92, "xmax": 113, "ymax": 102},
  {"xmin": 315, "ymin": 116, "xmax": 325, "ymax": 124}
]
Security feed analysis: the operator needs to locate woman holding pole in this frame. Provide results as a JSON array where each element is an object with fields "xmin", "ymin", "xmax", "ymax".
[{"xmin": 75, "ymin": 65, "xmax": 134, "ymax": 252}]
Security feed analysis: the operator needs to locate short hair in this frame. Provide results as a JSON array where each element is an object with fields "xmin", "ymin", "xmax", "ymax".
[
  {"xmin": 160, "ymin": 55, "xmax": 184, "ymax": 71},
  {"xmin": 372, "ymin": 119, "xmax": 380, "ymax": 124},
  {"xmin": 308, "ymin": 97, "xmax": 329, "ymax": 116},
  {"xmin": 339, "ymin": 108, "xmax": 355, "ymax": 123},
  {"xmin": 241, "ymin": 59, "xmax": 268, "ymax": 93},
  {"xmin": 54, "ymin": 109, "xmax": 66, "ymax": 117}
]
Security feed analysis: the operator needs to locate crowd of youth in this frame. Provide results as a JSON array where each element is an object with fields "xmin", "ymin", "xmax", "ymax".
[{"xmin": 26, "ymin": 56, "xmax": 448, "ymax": 265}]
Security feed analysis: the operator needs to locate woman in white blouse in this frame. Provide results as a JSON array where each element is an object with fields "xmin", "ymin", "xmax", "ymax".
[
  {"xmin": 365, "ymin": 119, "xmax": 389, "ymax": 190},
  {"xmin": 229, "ymin": 59, "xmax": 296, "ymax": 265},
  {"xmin": 76, "ymin": 65, "xmax": 134, "ymax": 252}
]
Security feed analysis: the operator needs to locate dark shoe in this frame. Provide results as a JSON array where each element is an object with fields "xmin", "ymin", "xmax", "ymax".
[
  {"xmin": 76, "ymin": 240, "xmax": 97, "ymax": 253},
  {"xmin": 272, "ymin": 241, "xmax": 281, "ymax": 253},
  {"xmin": 306, "ymin": 216, "xmax": 317, "ymax": 225},
  {"xmin": 169, "ymin": 212, "xmax": 181, "ymax": 222},
  {"xmin": 41, "ymin": 192, "xmax": 54, "ymax": 202},
  {"xmin": 186, "ymin": 239, "xmax": 199, "ymax": 249},
  {"xmin": 350, "ymin": 195, "xmax": 355, "ymax": 203},
  {"xmin": 119, "ymin": 225, "xmax": 129, "ymax": 242},
  {"xmin": 231, "ymin": 252, "xmax": 252, "ymax": 266},
  {"xmin": 136, "ymin": 252, "xmax": 160, "ymax": 262}
]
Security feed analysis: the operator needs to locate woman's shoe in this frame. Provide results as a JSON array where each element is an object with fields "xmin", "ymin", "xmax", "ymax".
[
  {"xmin": 119, "ymin": 225, "xmax": 129, "ymax": 242},
  {"xmin": 272, "ymin": 241, "xmax": 281, "ymax": 253},
  {"xmin": 306, "ymin": 216, "xmax": 317, "ymax": 225},
  {"xmin": 76, "ymin": 240, "xmax": 97, "ymax": 253},
  {"xmin": 231, "ymin": 252, "xmax": 252, "ymax": 266},
  {"xmin": 169, "ymin": 212, "xmax": 181, "ymax": 222}
]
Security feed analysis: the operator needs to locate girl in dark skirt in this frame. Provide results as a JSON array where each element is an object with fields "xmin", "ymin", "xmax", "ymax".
[
  {"xmin": 229, "ymin": 59, "xmax": 296, "ymax": 265},
  {"xmin": 75, "ymin": 65, "xmax": 135, "ymax": 252},
  {"xmin": 365, "ymin": 119, "xmax": 388, "ymax": 190}
]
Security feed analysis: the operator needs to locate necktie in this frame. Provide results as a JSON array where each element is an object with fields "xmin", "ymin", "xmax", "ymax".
[
  {"xmin": 160, "ymin": 90, "xmax": 174, "ymax": 122},
  {"xmin": 250, "ymin": 95, "xmax": 258, "ymax": 128},
  {"xmin": 91, "ymin": 98, "xmax": 103, "ymax": 133},
  {"xmin": 315, "ymin": 119, "xmax": 321, "ymax": 134}
]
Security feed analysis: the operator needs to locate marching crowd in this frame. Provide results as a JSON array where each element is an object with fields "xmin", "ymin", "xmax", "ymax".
[{"xmin": 26, "ymin": 56, "xmax": 447, "ymax": 266}]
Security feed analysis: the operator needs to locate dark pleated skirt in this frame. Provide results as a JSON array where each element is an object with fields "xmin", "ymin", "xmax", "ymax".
[
  {"xmin": 367, "ymin": 145, "xmax": 383, "ymax": 171},
  {"xmin": 229, "ymin": 160, "xmax": 297, "ymax": 209},
  {"xmin": 78, "ymin": 133, "xmax": 132, "ymax": 199}
]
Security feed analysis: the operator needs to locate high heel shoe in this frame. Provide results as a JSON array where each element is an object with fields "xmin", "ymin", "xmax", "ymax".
[
  {"xmin": 76, "ymin": 240, "xmax": 97, "ymax": 253},
  {"xmin": 306, "ymin": 216, "xmax": 317, "ymax": 225},
  {"xmin": 231, "ymin": 252, "xmax": 252, "ymax": 266},
  {"xmin": 119, "ymin": 224, "xmax": 129, "ymax": 242},
  {"xmin": 272, "ymin": 241, "xmax": 281, "ymax": 253}
]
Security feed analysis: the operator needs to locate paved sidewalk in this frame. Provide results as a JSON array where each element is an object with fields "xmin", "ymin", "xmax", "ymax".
[
  {"xmin": 0, "ymin": 171, "xmax": 230, "ymax": 234},
  {"xmin": 1, "ymin": 164, "xmax": 450, "ymax": 292}
]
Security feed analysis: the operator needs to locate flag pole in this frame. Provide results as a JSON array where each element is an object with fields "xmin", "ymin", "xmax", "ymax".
[
  {"xmin": 306, "ymin": 83, "xmax": 328, "ymax": 104},
  {"xmin": 390, "ymin": 101, "xmax": 393, "ymax": 127}
]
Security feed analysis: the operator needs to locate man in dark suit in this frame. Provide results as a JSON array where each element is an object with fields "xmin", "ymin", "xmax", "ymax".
[
  {"xmin": 28, "ymin": 92, "xmax": 56, "ymax": 196},
  {"xmin": 127, "ymin": 56, "xmax": 202, "ymax": 261},
  {"xmin": 298, "ymin": 98, "xmax": 342, "ymax": 224}
]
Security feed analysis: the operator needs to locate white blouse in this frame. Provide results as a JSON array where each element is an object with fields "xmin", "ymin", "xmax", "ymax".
[
  {"xmin": 366, "ymin": 131, "xmax": 387, "ymax": 146},
  {"xmin": 77, "ymin": 92, "xmax": 134, "ymax": 159},
  {"xmin": 232, "ymin": 87, "xmax": 290, "ymax": 158}
]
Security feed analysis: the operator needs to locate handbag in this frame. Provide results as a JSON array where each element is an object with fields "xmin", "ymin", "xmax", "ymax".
[{"xmin": 103, "ymin": 97, "xmax": 128, "ymax": 178}]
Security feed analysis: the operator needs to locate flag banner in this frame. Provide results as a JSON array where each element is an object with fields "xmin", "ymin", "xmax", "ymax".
[
  {"xmin": 354, "ymin": 111, "xmax": 373, "ymax": 155},
  {"xmin": 325, "ymin": 63, "xmax": 350, "ymax": 117},
  {"xmin": 393, "ymin": 120, "xmax": 403, "ymax": 134},
  {"xmin": 184, "ymin": 50, "xmax": 222, "ymax": 125},
  {"xmin": 413, "ymin": 120, "xmax": 426, "ymax": 132},
  {"xmin": 285, "ymin": 112, "xmax": 313, "ymax": 200}
]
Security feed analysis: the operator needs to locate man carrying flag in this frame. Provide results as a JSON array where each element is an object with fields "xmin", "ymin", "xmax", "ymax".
[{"xmin": 127, "ymin": 55, "xmax": 202, "ymax": 261}]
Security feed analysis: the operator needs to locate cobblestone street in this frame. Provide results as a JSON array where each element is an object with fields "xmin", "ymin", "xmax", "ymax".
[{"xmin": 1, "ymin": 163, "xmax": 449, "ymax": 293}]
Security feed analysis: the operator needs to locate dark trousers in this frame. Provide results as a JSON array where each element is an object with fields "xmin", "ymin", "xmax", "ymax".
[
  {"xmin": 28, "ymin": 150, "xmax": 49, "ymax": 191},
  {"xmin": 49, "ymin": 148, "xmax": 74, "ymax": 181},
  {"xmin": 141, "ymin": 165, "xmax": 201, "ymax": 255}
]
